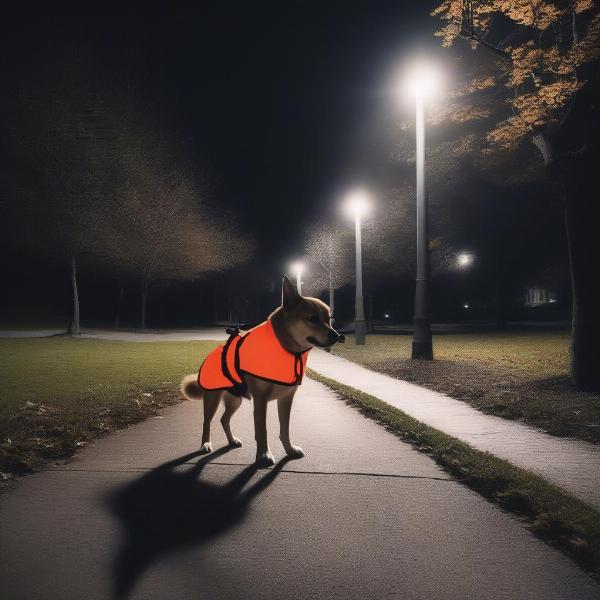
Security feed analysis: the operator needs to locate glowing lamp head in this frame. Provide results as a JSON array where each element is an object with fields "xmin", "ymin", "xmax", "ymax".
[
  {"xmin": 345, "ymin": 189, "xmax": 371, "ymax": 219},
  {"xmin": 290, "ymin": 261, "xmax": 304, "ymax": 276},
  {"xmin": 402, "ymin": 62, "xmax": 441, "ymax": 99},
  {"xmin": 457, "ymin": 253, "xmax": 474, "ymax": 268}
]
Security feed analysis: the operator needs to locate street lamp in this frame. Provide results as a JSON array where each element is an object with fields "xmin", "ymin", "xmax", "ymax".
[
  {"xmin": 457, "ymin": 252, "xmax": 474, "ymax": 268},
  {"xmin": 344, "ymin": 189, "xmax": 371, "ymax": 345},
  {"xmin": 403, "ymin": 62, "xmax": 440, "ymax": 360},
  {"xmin": 290, "ymin": 261, "xmax": 304, "ymax": 295}
]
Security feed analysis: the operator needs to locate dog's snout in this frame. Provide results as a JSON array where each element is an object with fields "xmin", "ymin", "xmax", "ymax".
[{"xmin": 328, "ymin": 329, "xmax": 343, "ymax": 345}]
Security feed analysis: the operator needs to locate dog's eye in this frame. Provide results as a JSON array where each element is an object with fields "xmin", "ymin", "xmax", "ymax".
[{"xmin": 306, "ymin": 315, "xmax": 320, "ymax": 325}]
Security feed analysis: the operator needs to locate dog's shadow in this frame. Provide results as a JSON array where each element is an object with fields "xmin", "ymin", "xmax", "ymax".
[{"xmin": 106, "ymin": 446, "xmax": 291, "ymax": 599}]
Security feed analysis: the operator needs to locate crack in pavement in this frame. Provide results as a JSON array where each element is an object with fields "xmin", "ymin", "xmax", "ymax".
[{"xmin": 47, "ymin": 463, "xmax": 454, "ymax": 482}]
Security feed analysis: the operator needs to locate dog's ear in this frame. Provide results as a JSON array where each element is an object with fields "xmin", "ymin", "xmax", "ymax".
[{"xmin": 281, "ymin": 275, "xmax": 301, "ymax": 310}]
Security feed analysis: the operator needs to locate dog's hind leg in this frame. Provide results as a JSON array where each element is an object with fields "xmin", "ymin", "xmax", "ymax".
[
  {"xmin": 221, "ymin": 393, "xmax": 243, "ymax": 448},
  {"xmin": 200, "ymin": 390, "xmax": 222, "ymax": 453}
]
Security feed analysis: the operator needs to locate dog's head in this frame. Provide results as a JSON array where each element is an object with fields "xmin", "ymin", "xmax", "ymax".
[{"xmin": 277, "ymin": 276, "xmax": 344, "ymax": 350}]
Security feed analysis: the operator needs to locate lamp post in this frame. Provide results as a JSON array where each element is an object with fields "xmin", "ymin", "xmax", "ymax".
[
  {"xmin": 290, "ymin": 261, "xmax": 304, "ymax": 295},
  {"xmin": 406, "ymin": 65, "xmax": 438, "ymax": 360},
  {"xmin": 345, "ymin": 190, "xmax": 370, "ymax": 345}
]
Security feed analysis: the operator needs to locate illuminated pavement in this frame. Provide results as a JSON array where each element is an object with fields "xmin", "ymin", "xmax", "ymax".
[
  {"xmin": 309, "ymin": 350, "xmax": 600, "ymax": 510},
  {"xmin": 4, "ymin": 327, "xmax": 599, "ymax": 508},
  {"xmin": 1, "ymin": 378, "xmax": 599, "ymax": 599}
]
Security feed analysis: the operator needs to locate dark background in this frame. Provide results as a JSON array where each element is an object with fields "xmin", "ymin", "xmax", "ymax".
[{"xmin": 0, "ymin": 2, "xmax": 570, "ymax": 328}]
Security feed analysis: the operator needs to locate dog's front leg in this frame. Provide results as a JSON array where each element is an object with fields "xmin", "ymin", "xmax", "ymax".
[
  {"xmin": 253, "ymin": 397, "xmax": 275, "ymax": 467},
  {"xmin": 277, "ymin": 390, "xmax": 304, "ymax": 459}
]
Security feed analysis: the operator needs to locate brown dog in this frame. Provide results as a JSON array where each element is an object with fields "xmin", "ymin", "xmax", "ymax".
[{"xmin": 180, "ymin": 276, "xmax": 343, "ymax": 467}]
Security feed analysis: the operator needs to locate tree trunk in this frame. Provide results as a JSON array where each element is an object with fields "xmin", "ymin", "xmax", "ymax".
[
  {"xmin": 140, "ymin": 282, "xmax": 148, "ymax": 330},
  {"xmin": 115, "ymin": 285, "xmax": 124, "ymax": 329},
  {"xmin": 329, "ymin": 271, "xmax": 335, "ymax": 322},
  {"xmin": 532, "ymin": 111, "xmax": 600, "ymax": 390},
  {"xmin": 213, "ymin": 289, "xmax": 220, "ymax": 324},
  {"xmin": 366, "ymin": 293, "xmax": 374, "ymax": 333},
  {"xmin": 227, "ymin": 288, "xmax": 234, "ymax": 322},
  {"xmin": 70, "ymin": 255, "xmax": 80, "ymax": 336},
  {"xmin": 494, "ymin": 250, "xmax": 507, "ymax": 330},
  {"xmin": 564, "ymin": 186, "xmax": 600, "ymax": 391}
]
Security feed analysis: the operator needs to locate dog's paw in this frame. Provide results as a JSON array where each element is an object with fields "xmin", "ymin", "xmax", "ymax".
[
  {"xmin": 285, "ymin": 445, "xmax": 304, "ymax": 459},
  {"xmin": 255, "ymin": 450, "xmax": 275, "ymax": 468},
  {"xmin": 199, "ymin": 442, "xmax": 213, "ymax": 454},
  {"xmin": 228, "ymin": 437, "xmax": 243, "ymax": 448}
]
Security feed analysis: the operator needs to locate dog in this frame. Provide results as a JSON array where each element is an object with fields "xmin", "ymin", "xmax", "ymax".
[{"xmin": 180, "ymin": 276, "xmax": 343, "ymax": 467}]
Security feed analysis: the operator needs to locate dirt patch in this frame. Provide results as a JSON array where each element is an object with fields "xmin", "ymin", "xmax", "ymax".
[
  {"xmin": 0, "ymin": 389, "xmax": 185, "ymax": 489},
  {"xmin": 368, "ymin": 358, "xmax": 600, "ymax": 444}
]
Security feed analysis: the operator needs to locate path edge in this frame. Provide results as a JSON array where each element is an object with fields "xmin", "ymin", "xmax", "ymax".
[{"xmin": 307, "ymin": 368, "xmax": 600, "ymax": 581}]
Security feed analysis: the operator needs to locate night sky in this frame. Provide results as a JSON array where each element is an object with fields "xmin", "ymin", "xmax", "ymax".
[
  {"xmin": 13, "ymin": 3, "xmax": 438, "ymax": 257},
  {"xmin": 0, "ymin": 3, "xmax": 569, "ymax": 326}
]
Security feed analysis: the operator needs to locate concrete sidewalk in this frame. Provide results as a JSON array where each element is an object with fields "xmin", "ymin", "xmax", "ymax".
[
  {"xmin": 1, "ymin": 378, "xmax": 598, "ymax": 599},
  {"xmin": 309, "ymin": 350, "xmax": 600, "ymax": 509}
]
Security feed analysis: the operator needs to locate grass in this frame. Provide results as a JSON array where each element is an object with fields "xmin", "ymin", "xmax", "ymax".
[
  {"xmin": 0, "ymin": 337, "xmax": 218, "ymax": 476},
  {"xmin": 307, "ymin": 369, "xmax": 600, "ymax": 579},
  {"xmin": 331, "ymin": 332, "xmax": 600, "ymax": 443}
]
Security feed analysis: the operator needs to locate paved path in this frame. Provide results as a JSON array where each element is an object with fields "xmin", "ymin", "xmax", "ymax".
[
  {"xmin": 309, "ymin": 350, "xmax": 600, "ymax": 509},
  {"xmin": 5, "ymin": 327, "xmax": 599, "ymax": 508},
  {"xmin": 0, "ymin": 328, "xmax": 66, "ymax": 338},
  {"xmin": 1, "ymin": 378, "xmax": 599, "ymax": 599}
]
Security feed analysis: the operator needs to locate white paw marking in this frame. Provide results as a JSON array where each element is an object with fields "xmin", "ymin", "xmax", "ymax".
[
  {"xmin": 256, "ymin": 451, "xmax": 275, "ymax": 468},
  {"xmin": 199, "ymin": 442, "xmax": 212, "ymax": 454},
  {"xmin": 286, "ymin": 445, "xmax": 304, "ymax": 459},
  {"xmin": 229, "ymin": 437, "xmax": 243, "ymax": 448}
]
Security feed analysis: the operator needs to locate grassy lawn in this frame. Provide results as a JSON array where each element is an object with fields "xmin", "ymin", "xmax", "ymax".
[
  {"xmin": 331, "ymin": 331, "xmax": 600, "ymax": 444},
  {"xmin": 0, "ymin": 337, "xmax": 218, "ymax": 476},
  {"xmin": 308, "ymin": 370, "xmax": 600, "ymax": 579}
]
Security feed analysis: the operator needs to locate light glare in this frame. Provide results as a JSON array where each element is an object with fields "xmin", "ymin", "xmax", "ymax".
[
  {"xmin": 457, "ymin": 252, "xmax": 474, "ymax": 268},
  {"xmin": 401, "ymin": 61, "xmax": 441, "ymax": 99},
  {"xmin": 290, "ymin": 261, "xmax": 304, "ymax": 275},
  {"xmin": 344, "ymin": 189, "xmax": 371, "ymax": 218}
]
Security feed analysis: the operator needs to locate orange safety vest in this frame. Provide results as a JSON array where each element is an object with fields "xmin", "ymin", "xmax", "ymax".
[{"xmin": 198, "ymin": 319, "xmax": 310, "ymax": 394}]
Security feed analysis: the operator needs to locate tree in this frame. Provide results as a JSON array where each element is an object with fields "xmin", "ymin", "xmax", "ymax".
[
  {"xmin": 362, "ymin": 183, "xmax": 463, "ymax": 282},
  {"xmin": 1, "ymin": 50, "xmax": 254, "ymax": 332},
  {"xmin": 303, "ymin": 223, "xmax": 353, "ymax": 316},
  {"xmin": 114, "ymin": 157, "xmax": 254, "ymax": 329},
  {"xmin": 431, "ymin": 0, "xmax": 600, "ymax": 390},
  {"xmin": 1, "ymin": 61, "xmax": 120, "ymax": 335}
]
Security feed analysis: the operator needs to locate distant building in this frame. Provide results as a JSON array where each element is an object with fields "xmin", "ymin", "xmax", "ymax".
[{"xmin": 524, "ymin": 286, "xmax": 557, "ymax": 307}]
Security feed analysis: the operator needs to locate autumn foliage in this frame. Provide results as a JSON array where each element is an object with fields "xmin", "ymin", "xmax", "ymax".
[{"xmin": 431, "ymin": 0, "xmax": 600, "ymax": 151}]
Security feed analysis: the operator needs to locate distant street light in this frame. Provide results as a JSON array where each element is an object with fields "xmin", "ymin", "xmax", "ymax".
[
  {"xmin": 403, "ymin": 61, "xmax": 440, "ymax": 360},
  {"xmin": 457, "ymin": 252, "xmax": 474, "ymax": 268},
  {"xmin": 463, "ymin": 303, "xmax": 470, "ymax": 309},
  {"xmin": 344, "ymin": 189, "xmax": 371, "ymax": 345},
  {"xmin": 290, "ymin": 261, "xmax": 304, "ymax": 295}
]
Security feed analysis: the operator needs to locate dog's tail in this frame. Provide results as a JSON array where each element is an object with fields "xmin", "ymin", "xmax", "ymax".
[{"xmin": 180, "ymin": 374, "xmax": 204, "ymax": 401}]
